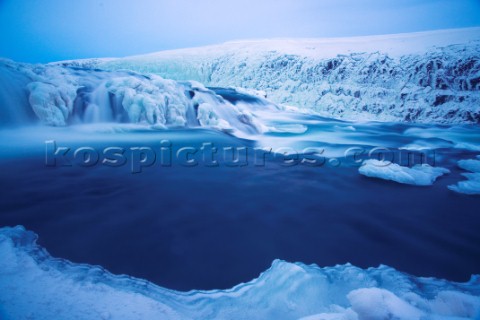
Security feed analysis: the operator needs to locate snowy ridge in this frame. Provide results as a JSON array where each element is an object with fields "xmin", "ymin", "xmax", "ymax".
[
  {"xmin": 1, "ymin": 226, "xmax": 480, "ymax": 320},
  {"xmin": 60, "ymin": 27, "xmax": 480, "ymax": 124}
]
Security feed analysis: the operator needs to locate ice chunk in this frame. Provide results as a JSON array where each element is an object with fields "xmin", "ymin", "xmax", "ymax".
[
  {"xmin": 448, "ymin": 157, "xmax": 480, "ymax": 195},
  {"xmin": 348, "ymin": 288, "xmax": 423, "ymax": 320},
  {"xmin": 359, "ymin": 159, "xmax": 450, "ymax": 186},
  {"xmin": 27, "ymin": 81, "xmax": 75, "ymax": 126},
  {"xmin": 448, "ymin": 173, "xmax": 480, "ymax": 195},
  {"xmin": 268, "ymin": 124, "xmax": 308, "ymax": 134},
  {"xmin": 457, "ymin": 159, "xmax": 480, "ymax": 173},
  {"xmin": 1, "ymin": 226, "xmax": 480, "ymax": 320}
]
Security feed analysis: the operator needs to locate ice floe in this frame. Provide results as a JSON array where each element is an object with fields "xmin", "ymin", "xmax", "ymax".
[
  {"xmin": 448, "ymin": 157, "xmax": 480, "ymax": 195},
  {"xmin": 359, "ymin": 159, "xmax": 450, "ymax": 186}
]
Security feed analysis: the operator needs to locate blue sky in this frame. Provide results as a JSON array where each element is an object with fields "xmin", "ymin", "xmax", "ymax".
[{"xmin": 1, "ymin": 0, "xmax": 479, "ymax": 63}]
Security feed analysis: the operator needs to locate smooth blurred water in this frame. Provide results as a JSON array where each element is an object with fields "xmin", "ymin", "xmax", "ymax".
[{"xmin": 0, "ymin": 122, "xmax": 479, "ymax": 291}]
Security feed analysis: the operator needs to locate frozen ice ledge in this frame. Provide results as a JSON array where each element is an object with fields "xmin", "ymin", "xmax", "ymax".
[
  {"xmin": 54, "ymin": 27, "xmax": 480, "ymax": 124},
  {"xmin": 1, "ymin": 226, "xmax": 480, "ymax": 320}
]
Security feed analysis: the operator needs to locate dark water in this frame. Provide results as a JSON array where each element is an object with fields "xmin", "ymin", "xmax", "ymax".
[{"xmin": 0, "ymin": 130, "xmax": 479, "ymax": 291}]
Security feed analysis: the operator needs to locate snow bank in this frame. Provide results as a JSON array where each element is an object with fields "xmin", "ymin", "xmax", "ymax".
[
  {"xmin": 1, "ymin": 226, "xmax": 479, "ymax": 320},
  {"xmin": 359, "ymin": 159, "xmax": 450, "ymax": 186},
  {"xmin": 448, "ymin": 157, "xmax": 480, "ymax": 195},
  {"xmin": 59, "ymin": 27, "xmax": 480, "ymax": 124}
]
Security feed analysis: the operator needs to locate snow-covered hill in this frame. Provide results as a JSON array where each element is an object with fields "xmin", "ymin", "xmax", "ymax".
[{"xmin": 55, "ymin": 27, "xmax": 480, "ymax": 124}]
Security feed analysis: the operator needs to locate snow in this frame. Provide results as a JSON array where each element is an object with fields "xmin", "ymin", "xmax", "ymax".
[
  {"xmin": 448, "ymin": 158, "xmax": 480, "ymax": 195},
  {"xmin": 1, "ymin": 226, "xmax": 479, "ymax": 320},
  {"xmin": 359, "ymin": 159, "xmax": 450, "ymax": 186},
  {"xmin": 56, "ymin": 27, "xmax": 480, "ymax": 66},
  {"xmin": 56, "ymin": 27, "xmax": 480, "ymax": 124}
]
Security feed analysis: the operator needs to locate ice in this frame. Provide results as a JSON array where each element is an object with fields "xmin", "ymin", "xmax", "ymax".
[
  {"xmin": 0, "ymin": 60, "xmax": 34, "ymax": 126},
  {"xmin": 454, "ymin": 143, "xmax": 480, "ymax": 152},
  {"xmin": 2, "ymin": 58, "xmax": 479, "ymax": 164},
  {"xmin": 268, "ymin": 124, "xmax": 308, "ymax": 134},
  {"xmin": 400, "ymin": 139, "xmax": 453, "ymax": 151},
  {"xmin": 0, "ymin": 60, "xmax": 267, "ymax": 138},
  {"xmin": 1, "ymin": 226, "xmax": 479, "ymax": 320},
  {"xmin": 27, "ymin": 81, "xmax": 76, "ymax": 126},
  {"xmin": 359, "ymin": 159, "xmax": 450, "ymax": 186},
  {"xmin": 448, "ymin": 157, "xmax": 480, "ymax": 195},
  {"xmin": 457, "ymin": 159, "xmax": 480, "ymax": 173},
  {"xmin": 347, "ymin": 288, "xmax": 423, "ymax": 320},
  {"xmin": 58, "ymin": 27, "xmax": 480, "ymax": 124}
]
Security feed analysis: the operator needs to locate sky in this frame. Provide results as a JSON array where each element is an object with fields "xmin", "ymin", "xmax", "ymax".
[{"xmin": 0, "ymin": 0, "xmax": 479, "ymax": 63}]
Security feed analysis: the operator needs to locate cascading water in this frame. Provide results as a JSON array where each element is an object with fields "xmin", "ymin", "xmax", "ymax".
[{"xmin": 82, "ymin": 82, "xmax": 114, "ymax": 123}]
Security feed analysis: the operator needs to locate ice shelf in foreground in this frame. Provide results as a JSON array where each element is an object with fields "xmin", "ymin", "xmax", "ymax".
[
  {"xmin": 448, "ymin": 157, "xmax": 480, "ymax": 195},
  {"xmin": 1, "ymin": 226, "xmax": 480, "ymax": 320},
  {"xmin": 359, "ymin": 159, "xmax": 450, "ymax": 186}
]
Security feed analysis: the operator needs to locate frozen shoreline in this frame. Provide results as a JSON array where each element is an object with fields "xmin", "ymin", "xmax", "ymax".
[{"xmin": 1, "ymin": 225, "xmax": 479, "ymax": 320}]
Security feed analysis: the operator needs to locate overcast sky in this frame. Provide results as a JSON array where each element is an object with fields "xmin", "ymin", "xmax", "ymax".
[{"xmin": 1, "ymin": 0, "xmax": 479, "ymax": 63}]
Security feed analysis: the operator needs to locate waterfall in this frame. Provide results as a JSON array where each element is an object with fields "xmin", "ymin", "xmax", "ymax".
[
  {"xmin": 83, "ymin": 82, "xmax": 114, "ymax": 123},
  {"xmin": 0, "ymin": 60, "xmax": 265, "ymax": 137}
]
